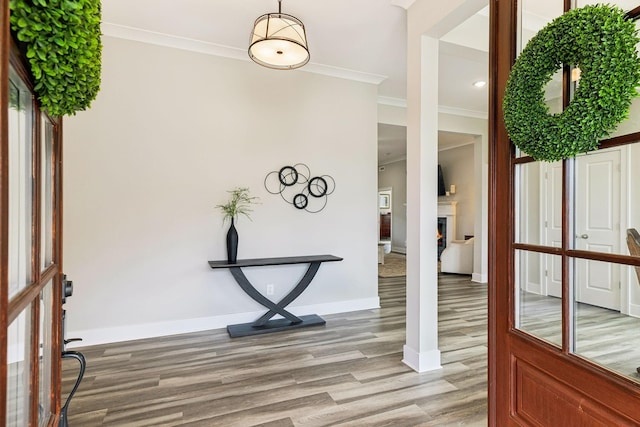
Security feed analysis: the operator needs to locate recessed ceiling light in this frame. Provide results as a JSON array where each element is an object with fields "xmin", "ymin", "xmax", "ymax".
[{"xmin": 472, "ymin": 80, "xmax": 487, "ymax": 88}]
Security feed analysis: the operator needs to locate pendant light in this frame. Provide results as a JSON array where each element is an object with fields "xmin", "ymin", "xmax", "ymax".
[{"xmin": 249, "ymin": 0, "xmax": 310, "ymax": 70}]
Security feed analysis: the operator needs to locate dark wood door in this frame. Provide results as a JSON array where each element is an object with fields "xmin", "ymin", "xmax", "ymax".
[
  {"xmin": 380, "ymin": 213, "xmax": 391, "ymax": 240},
  {"xmin": 1, "ymin": 4, "xmax": 65, "ymax": 424},
  {"xmin": 490, "ymin": 1, "xmax": 640, "ymax": 425}
]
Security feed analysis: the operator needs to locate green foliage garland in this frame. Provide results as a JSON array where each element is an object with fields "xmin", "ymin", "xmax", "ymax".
[
  {"xmin": 9, "ymin": 0, "xmax": 102, "ymax": 116},
  {"xmin": 503, "ymin": 4, "xmax": 640, "ymax": 162}
]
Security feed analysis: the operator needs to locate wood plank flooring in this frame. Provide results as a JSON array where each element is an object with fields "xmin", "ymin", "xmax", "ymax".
[{"xmin": 62, "ymin": 274, "xmax": 488, "ymax": 426}]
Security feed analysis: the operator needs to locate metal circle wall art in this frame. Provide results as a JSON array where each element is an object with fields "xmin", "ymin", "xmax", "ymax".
[
  {"xmin": 264, "ymin": 163, "xmax": 336, "ymax": 213},
  {"xmin": 278, "ymin": 166, "xmax": 299, "ymax": 186}
]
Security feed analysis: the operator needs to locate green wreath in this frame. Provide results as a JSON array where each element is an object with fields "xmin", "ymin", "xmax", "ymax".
[{"xmin": 503, "ymin": 4, "xmax": 640, "ymax": 162}]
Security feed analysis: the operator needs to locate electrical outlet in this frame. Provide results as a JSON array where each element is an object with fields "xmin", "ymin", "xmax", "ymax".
[{"xmin": 266, "ymin": 284, "xmax": 275, "ymax": 295}]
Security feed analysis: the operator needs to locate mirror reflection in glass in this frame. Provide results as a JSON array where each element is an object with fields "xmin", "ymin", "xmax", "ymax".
[
  {"xmin": 515, "ymin": 250, "xmax": 563, "ymax": 347},
  {"xmin": 515, "ymin": 161, "xmax": 562, "ymax": 247},
  {"xmin": 573, "ymin": 258, "xmax": 640, "ymax": 383},
  {"xmin": 573, "ymin": 143, "xmax": 640, "ymax": 257}
]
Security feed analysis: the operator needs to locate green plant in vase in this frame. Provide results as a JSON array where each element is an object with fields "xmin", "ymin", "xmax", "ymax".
[{"xmin": 216, "ymin": 187, "xmax": 259, "ymax": 263}]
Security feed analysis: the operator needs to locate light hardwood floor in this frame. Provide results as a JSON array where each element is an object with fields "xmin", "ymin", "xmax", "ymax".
[{"xmin": 62, "ymin": 274, "xmax": 488, "ymax": 426}]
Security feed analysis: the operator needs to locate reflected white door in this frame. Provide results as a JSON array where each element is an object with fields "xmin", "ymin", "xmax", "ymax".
[
  {"xmin": 575, "ymin": 149, "xmax": 621, "ymax": 310},
  {"xmin": 545, "ymin": 161, "xmax": 563, "ymax": 298}
]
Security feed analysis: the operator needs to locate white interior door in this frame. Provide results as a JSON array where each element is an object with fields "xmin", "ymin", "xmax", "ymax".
[
  {"xmin": 574, "ymin": 149, "xmax": 621, "ymax": 310},
  {"xmin": 545, "ymin": 161, "xmax": 563, "ymax": 298}
]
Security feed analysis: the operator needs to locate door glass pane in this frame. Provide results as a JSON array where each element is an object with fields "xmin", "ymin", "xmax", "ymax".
[
  {"xmin": 607, "ymin": 93, "xmax": 640, "ymax": 139},
  {"xmin": 8, "ymin": 65, "xmax": 34, "ymax": 300},
  {"xmin": 573, "ymin": 3, "xmax": 640, "ymax": 138},
  {"xmin": 515, "ymin": 250, "xmax": 563, "ymax": 347},
  {"xmin": 39, "ymin": 280, "xmax": 54, "ymax": 424},
  {"xmin": 515, "ymin": 161, "xmax": 562, "ymax": 246},
  {"xmin": 515, "ymin": 162, "xmax": 541, "ymax": 244},
  {"xmin": 573, "ymin": 143, "xmax": 640, "ymax": 256},
  {"xmin": 41, "ymin": 117, "xmax": 55, "ymax": 270},
  {"xmin": 573, "ymin": 258, "xmax": 640, "ymax": 383},
  {"xmin": 576, "ymin": 1, "xmax": 639, "ymax": 12},
  {"xmin": 514, "ymin": 0, "xmax": 564, "ymax": 158},
  {"xmin": 6, "ymin": 307, "xmax": 33, "ymax": 426},
  {"xmin": 520, "ymin": 0, "xmax": 563, "ymax": 48}
]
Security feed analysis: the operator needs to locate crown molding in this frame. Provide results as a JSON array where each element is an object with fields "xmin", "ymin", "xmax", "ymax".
[
  {"xmin": 376, "ymin": 99, "xmax": 488, "ymax": 117},
  {"xmin": 438, "ymin": 139, "xmax": 476, "ymax": 153},
  {"xmin": 102, "ymin": 22, "xmax": 248, "ymax": 60},
  {"xmin": 303, "ymin": 63, "xmax": 387, "ymax": 85},
  {"xmin": 102, "ymin": 22, "xmax": 387, "ymax": 85},
  {"xmin": 378, "ymin": 96, "xmax": 407, "ymax": 108},
  {"xmin": 391, "ymin": 0, "xmax": 416, "ymax": 10},
  {"xmin": 438, "ymin": 105, "xmax": 487, "ymax": 119},
  {"xmin": 379, "ymin": 156, "xmax": 407, "ymax": 166}
]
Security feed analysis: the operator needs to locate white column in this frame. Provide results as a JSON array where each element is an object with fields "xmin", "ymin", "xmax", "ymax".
[
  {"xmin": 404, "ymin": 33, "xmax": 441, "ymax": 372},
  {"xmin": 401, "ymin": 0, "xmax": 488, "ymax": 373},
  {"xmin": 474, "ymin": 136, "xmax": 489, "ymax": 283}
]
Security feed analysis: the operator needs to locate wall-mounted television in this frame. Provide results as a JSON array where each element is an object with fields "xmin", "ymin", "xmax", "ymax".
[{"xmin": 438, "ymin": 164, "xmax": 446, "ymax": 196}]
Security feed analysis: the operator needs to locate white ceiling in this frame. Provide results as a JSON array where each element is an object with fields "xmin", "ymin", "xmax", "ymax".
[
  {"xmin": 101, "ymin": 0, "xmax": 490, "ymax": 165},
  {"xmin": 378, "ymin": 124, "xmax": 476, "ymax": 166},
  {"xmin": 101, "ymin": 1, "xmax": 638, "ymax": 165},
  {"xmin": 102, "ymin": 0, "xmax": 409, "ymax": 99}
]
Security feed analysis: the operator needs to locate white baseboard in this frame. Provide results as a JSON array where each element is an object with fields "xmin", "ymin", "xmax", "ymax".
[
  {"xmin": 629, "ymin": 303, "xmax": 640, "ymax": 318},
  {"xmin": 67, "ymin": 297, "xmax": 380, "ymax": 348},
  {"xmin": 402, "ymin": 345, "xmax": 442, "ymax": 373},
  {"xmin": 472, "ymin": 272, "xmax": 488, "ymax": 283},
  {"xmin": 391, "ymin": 246, "xmax": 407, "ymax": 254}
]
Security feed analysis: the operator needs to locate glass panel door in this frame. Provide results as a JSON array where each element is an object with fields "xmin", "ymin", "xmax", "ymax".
[
  {"xmin": 6, "ymin": 308, "xmax": 32, "ymax": 426},
  {"xmin": 493, "ymin": 0, "xmax": 640, "ymax": 424},
  {"xmin": 3, "ymin": 42, "xmax": 64, "ymax": 423},
  {"xmin": 38, "ymin": 281, "xmax": 54, "ymax": 425},
  {"xmin": 8, "ymin": 66, "xmax": 34, "ymax": 301},
  {"xmin": 41, "ymin": 118, "xmax": 55, "ymax": 271}
]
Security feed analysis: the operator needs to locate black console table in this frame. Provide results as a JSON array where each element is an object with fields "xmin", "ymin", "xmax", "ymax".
[{"xmin": 208, "ymin": 255, "xmax": 343, "ymax": 337}]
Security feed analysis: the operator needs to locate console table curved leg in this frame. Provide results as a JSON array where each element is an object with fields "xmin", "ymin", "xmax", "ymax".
[
  {"xmin": 229, "ymin": 267, "xmax": 301, "ymax": 323},
  {"xmin": 254, "ymin": 261, "xmax": 321, "ymax": 326},
  {"xmin": 209, "ymin": 255, "xmax": 342, "ymax": 337}
]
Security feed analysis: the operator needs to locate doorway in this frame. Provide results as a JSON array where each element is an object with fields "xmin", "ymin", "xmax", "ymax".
[{"xmin": 378, "ymin": 188, "xmax": 393, "ymax": 261}]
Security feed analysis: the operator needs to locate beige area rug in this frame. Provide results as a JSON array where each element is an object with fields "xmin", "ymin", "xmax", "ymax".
[
  {"xmin": 378, "ymin": 253, "xmax": 442, "ymax": 277},
  {"xmin": 378, "ymin": 252, "xmax": 406, "ymax": 278}
]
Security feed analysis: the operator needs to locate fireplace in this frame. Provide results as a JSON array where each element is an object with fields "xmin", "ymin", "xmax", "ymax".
[
  {"xmin": 437, "ymin": 201, "xmax": 457, "ymax": 259},
  {"xmin": 437, "ymin": 217, "xmax": 447, "ymax": 260}
]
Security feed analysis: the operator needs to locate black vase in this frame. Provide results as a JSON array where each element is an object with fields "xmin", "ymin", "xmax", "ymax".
[{"xmin": 226, "ymin": 218, "xmax": 238, "ymax": 263}]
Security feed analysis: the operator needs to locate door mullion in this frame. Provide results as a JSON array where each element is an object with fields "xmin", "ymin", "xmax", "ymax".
[
  {"xmin": 0, "ymin": 0, "xmax": 8, "ymax": 422},
  {"xmin": 561, "ymin": 0, "xmax": 573, "ymax": 354}
]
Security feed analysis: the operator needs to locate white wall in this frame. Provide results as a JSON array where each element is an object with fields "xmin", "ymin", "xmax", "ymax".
[
  {"xmin": 63, "ymin": 36, "xmax": 380, "ymax": 346},
  {"xmin": 378, "ymin": 102, "xmax": 407, "ymax": 126},
  {"xmin": 378, "ymin": 160, "xmax": 408, "ymax": 253},
  {"xmin": 438, "ymin": 143, "xmax": 474, "ymax": 240}
]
